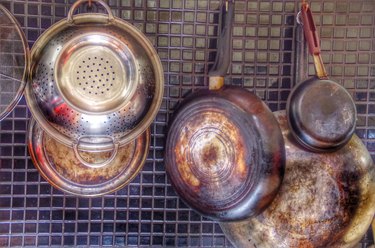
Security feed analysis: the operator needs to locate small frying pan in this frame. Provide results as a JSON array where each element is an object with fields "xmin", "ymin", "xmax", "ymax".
[
  {"xmin": 165, "ymin": 0, "xmax": 285, "ymax": 221},
  {"xmin": 286, "ymin": 1, "xmax": 357, "ymax": 152}
]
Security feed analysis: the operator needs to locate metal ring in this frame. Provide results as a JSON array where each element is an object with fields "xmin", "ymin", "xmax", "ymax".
[
  {"xmin": 296, "ymin": 11, "xmax": 303, "ymax": 25},
  {"xmin": 67, "ymin": 0, "xmax": 115, "ymax": 24}
]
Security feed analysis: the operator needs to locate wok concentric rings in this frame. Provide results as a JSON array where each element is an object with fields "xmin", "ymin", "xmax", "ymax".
[{"xmin": 165, "ymin": 88, "xmax": 285, "ymax": 221}]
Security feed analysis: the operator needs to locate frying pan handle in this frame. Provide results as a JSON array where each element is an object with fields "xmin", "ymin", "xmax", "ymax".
[
  {"xmin": 208, "ymin": 0, "xmax": 234, "ymax": 89},
  {"xmin": 73, "ymin": 136, "xmax": 119, "ymax": 169},
  {"xmin": 300, "ymin": 3, "xmax": 320, "ymax": 56},
  {"xmin": 300, "ymin": 2, "xmax": 328, "ymax": 79},
  {"xmin": 67, "ymin": 0, "xmax": 115, "ymax": 24}
]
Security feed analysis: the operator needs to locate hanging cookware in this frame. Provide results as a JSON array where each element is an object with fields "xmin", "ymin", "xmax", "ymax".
[
  {"xmin": 0, "ymin": 4, "xmax": 29, "ymax": 121},
  {"xmin": 220, "ymin": 111, "xmax": 375, "ymax": 248},
  {"xmin": 0, "ymin": 0, "xmax": 164, "ymax": 168},
  {"xmin": 28, "ymin": 118, "xmax": 150, "ymax": 197},
  {"xmin": 286, "ymin": 1, "xmax": 356, "ymax": 152},
  {"xmin": 165, "ymin": 0, "xmax": 285, "ymax": 222},
  {"xmin": 220, "ymin": 18, "xmax": 375, "ymax": 248}
]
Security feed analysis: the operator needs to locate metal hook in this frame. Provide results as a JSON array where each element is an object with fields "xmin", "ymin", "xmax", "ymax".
[
  {"xmin": 295, "ymin": 11, "xmax": 304, "ymax": 44},
  {"xmin": 225, "ymin": 0, "xmax": 234, "ymax": 12},
  {"xmin": 296, "ymin": 11, "xmax": 303, "ymax": 26}
]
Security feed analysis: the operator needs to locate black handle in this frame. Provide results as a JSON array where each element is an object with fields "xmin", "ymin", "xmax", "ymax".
[
  {"xmin": 294, "ymin": 17, "xmax": 308, "ymax": 85},
  {"xmin": 208, "ymin": 0, "xmax": 234, "ymax": 77}
]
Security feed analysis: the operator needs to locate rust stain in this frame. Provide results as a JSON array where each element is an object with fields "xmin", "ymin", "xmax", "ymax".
[
  {"xmin": 220, "ymin": 111, "xmax": 374, "ymax": 248},
  {"xmin": 173, "ymin": 110, "xmax": 250, "ymax": 200},
  {"xmin": 43, "ymin": 134, "xmax": 135, "ymax": 184},
  {"xmin": 202, "ymin": 145, "xmax": 219, "ymax": 167}
]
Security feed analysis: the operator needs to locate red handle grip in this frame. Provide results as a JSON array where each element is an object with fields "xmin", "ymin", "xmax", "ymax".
[{"xmin": 301, "ymin": 3, "xmax": 320, "ymax": 56}]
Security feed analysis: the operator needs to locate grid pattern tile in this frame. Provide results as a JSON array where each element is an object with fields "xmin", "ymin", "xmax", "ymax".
[{"xmin": 0, "ymin": 0, "xmax": 374, "ymax": 247}]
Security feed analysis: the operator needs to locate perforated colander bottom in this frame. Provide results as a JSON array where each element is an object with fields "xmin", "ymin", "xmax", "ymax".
[{"xmin": 55, "ymin": 33, "xmax": 138, "ymax": 114}]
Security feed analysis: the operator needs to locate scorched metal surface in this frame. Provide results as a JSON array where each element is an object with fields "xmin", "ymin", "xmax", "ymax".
[{"xmin": 0, "ymin": 0, "xmax": 374, "ymax": 247}]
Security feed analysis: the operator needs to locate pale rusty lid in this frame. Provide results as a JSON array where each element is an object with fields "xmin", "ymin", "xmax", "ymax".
[
  {"xmin": 28, "ymin": 118, "xmax": 150, "ymax": 197},
  {"xmin": 0, "ymin": 4, "xmax": 29, "ymax": 121}
]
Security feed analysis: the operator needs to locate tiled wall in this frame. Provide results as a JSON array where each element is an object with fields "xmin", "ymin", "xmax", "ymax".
[{"xmin": 0, "ymin": 0, "xmax": 374, "ymax": 247}]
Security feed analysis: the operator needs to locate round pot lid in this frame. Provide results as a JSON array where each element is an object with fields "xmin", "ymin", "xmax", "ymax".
[
  {"xmin": 28, "ymin": 118, "xmax": 150, "ymax": 197},
  {"xmin": 0, "ymin": 4, "xmax": 29, "ymax": 121}
]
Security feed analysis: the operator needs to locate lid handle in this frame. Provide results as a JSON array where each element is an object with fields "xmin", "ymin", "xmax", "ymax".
[
  {"xmin": 300, "ymin": 1, "xmax": 328, "ymax": 79},
  {"xmin": 73, "ymin": 136, "xmax": 119, "ymax": 168},
  {"xmin": 67, "ymin": 0, "xmax": 115, "ymax": 24},
  {"xmin": 208, "ymin": 0, "xmax": 234, "ymax": 90}
]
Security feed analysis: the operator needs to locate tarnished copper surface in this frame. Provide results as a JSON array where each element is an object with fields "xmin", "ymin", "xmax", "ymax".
[
  {"xmin": 28, "ymin": 118, "xmax": 150, "ymax": 197},
  {"xmin": 165, "ymin": 87, "xmax": 285, "ymax": 221},
  {"xmin": 165, "ymin": 0, "xmax": 284, "ymax": 221},
  {"xmin": 173, "ymin": 107, "xmax": 250, "ymax": 202},
  {"xmin": 220, "ymin": 110, "xmax": 375, "ymax": 248}
]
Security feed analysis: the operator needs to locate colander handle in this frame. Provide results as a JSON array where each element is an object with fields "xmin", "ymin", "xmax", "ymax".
[
  {"xmin": 73, "ymin": 137, "xmax": 119, "ymax": 169},
  {"xmin": 67, "ymin": 0, "xmax": 115, "ymax": 24}
]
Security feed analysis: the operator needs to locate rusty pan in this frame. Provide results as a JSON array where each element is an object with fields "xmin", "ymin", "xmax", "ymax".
[
  {"xmin": 286, "ymin": 2, "xmax": 356, "ymax": 152},
  {"xmin": 220, "ymin": 110, "xmax": 375, "ymax": 248},
  {"xmin": 165, "ymin": 0, "xmax": 285, "ymax": 221}
]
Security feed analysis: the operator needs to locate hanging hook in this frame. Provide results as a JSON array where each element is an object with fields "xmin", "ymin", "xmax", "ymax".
[
  {"xmin": 301, "ymin": 0, "xmax": 309, "ymax": 11},
  {"xmin": 296, "ymin": 11, "xmax": 303, "ymax": 25},
  {"xmin": 226, "ymin": 0, "xmax": 234, "ymax": 12},
  {"xmin": 298, "ymin": 0, "xmax": 309, "ymax": 26}
]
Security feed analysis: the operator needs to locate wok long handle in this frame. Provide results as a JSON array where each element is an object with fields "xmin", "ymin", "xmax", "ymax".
[
  {"xmin": 300, "ymin": 1, "xmax": 328, "ymax": 80},
  {"xmin": 294, "ymin": 13, "xmax": 308, "ymax": 85},
  {"xmin": 208, "ymin": 0, "xmax": 234, "ymax": 90}
]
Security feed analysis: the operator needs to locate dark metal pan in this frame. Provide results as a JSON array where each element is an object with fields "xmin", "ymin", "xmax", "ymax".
[
  {"xmin": 165, "ymin": 0, "xmax": 285, "ymax": 222},
  {"xmin": 219, "ymin": 11, "xmax": 375, "ymax": 247},
  {"xmin": 286, "ymin": 1, "xmax": 357, "ymax": 152},
  {"xmin": 220, "ymin": 110, "xmax": 375, "ymax": 248}
]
